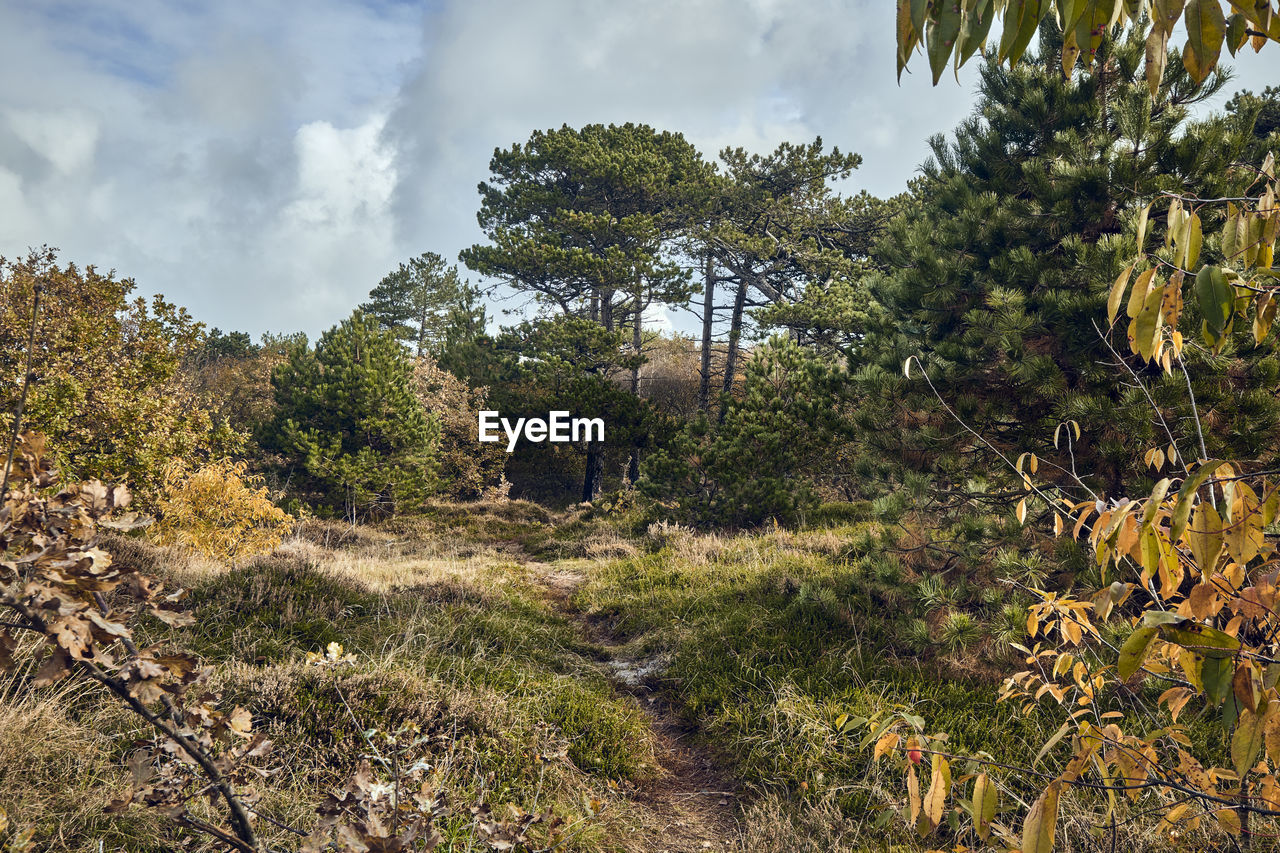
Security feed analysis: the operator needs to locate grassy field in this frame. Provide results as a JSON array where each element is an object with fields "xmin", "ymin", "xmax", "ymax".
[{"xmin": 1, "ymin": 499, "xmax": 1120, "ymax": 852}]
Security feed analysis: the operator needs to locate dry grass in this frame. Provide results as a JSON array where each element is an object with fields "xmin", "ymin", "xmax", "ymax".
[
  {"xmin": 4, "ymin": 502, "xmax": 1206, "ymax": 852},
  {"xmin": 3, "ymin": 505, "xmax": 673, "ymax": 851},
  {"xmin": 0, "ymin": 676, "xmax": 163, "ymax": 851}
]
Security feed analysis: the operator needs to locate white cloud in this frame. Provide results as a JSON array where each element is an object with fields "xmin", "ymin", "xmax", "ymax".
[
  {"xmin": 262, "ymin": 114, "xmax": 399, "ymax": 324},
  {"xmin": 1, "ymin": 0, "xmax": 1275, "ymax": 340},
  {"xmin": 4, "ymin": 107, "xmax": 100, "ymax": 175}
]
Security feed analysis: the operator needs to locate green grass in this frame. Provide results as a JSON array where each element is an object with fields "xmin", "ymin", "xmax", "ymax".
[
  {"xmin": 573, "ymin": 525, "xmax": 1058, "ymax": 841},
  {"xmin": 4, "ymin": 505, "xmax": 1194, "ymax": 852}
]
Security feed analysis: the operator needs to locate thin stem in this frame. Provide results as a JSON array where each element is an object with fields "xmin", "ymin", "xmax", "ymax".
[
  {"xmin": 1092, "ymin": 320, "xmax": 1190, "ymax": 476},
  {"xmin": 11, "ymin": 598, "xmax": 260, "ymax": 850}
]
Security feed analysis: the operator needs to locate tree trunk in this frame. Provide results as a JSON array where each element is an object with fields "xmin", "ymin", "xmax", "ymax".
[
  {"xmin": 631, "ymin": 281, "xmax": 643, "ymax": 396},
  {"xmin": 627, "ymin": 285, "xmax": 643, "ymax": 485},
  {"xmin": 582, "ymin": 449, "xmax": 604, "ymax": 502},
  {"xmin": 600, "ymin": 290, "xmax": 614, "ymax": 332},
  {"xmin": 417, "ymin": 295, "xmax": 430, "ymax": 358},
  {"xmin": 698, "ymin": 255, "xmax": 716, "ymax": 412},
  {"xmin": 720, "ymin": 276, "xmax": 748, "ymax": 416}
]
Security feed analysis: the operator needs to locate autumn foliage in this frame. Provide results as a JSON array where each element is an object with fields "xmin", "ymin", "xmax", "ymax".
[
  {"xmin": 0, "ymin": 249, "xmax": 233, "ymax": 505},
  {"xmin": 150, "ymin": 458, "xmax": 294, "ymax": 560},
  {"xmin": 872, "ymin": 154, "xmax": 1280, "ymax": 849}
]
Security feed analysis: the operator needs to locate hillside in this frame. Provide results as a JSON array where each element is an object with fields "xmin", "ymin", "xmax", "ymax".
[{"xmin": 3, "ymin": 499, "xmax": 1114, "ymax": 852}]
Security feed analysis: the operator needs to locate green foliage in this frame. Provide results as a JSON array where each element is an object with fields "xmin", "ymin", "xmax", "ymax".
[
  {"xmin": 854, "ymin": 26, "xmax": 1277, "ymax": 497},
  {"xmin": 462, "ymin": 123, "xmax": 715, "ymax": 500},
  {"xmin": 708, "ymin": 139, "xmax": 896, "ymax": 356},
  {"xmin": 362, "ymin": 251, "xmax": 486, "ymax": 358},
  {"xmin": 483, "ymin": 315, "xmax": 658, "ymax": 503},
  {"xmin": 574, "ymin": 528, "xmax": 1050, "ymax": 820},
  {"xmin": 641, "ymin": 336, "xmax": 847, "ymax": 526},
  {"xmin": 0, "ymin": 248, "xmax": 232, "ymax": 504},
  {"xmin": 191, "ymin": 332, "xmax": 304, "ymax": 441},
  {"xmin": 1226, "ymin": 83, "xmax": 1280, "ymax": 164},
  {"xmin": 269, "ymin": 311, "xmax": 440, "ymax": 519},
  {"xmin": 462, "ymin": 122, "xmax": 712, "ymax": 322}
]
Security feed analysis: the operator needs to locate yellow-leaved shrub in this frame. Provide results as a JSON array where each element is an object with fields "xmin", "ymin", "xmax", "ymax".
[{"xmin": 151, "ymin": 458, "xmax": 293, "ymax": 559}]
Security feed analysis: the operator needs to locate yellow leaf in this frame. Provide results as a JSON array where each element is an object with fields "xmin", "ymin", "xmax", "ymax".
[
  {"xmin": 1256, "ymin": 292, "xmax": 1277, "ymax": 344},
  {"xmin": 1136, "ymin": 201, "xmax": 1152, "ymax": 250},
  {"xmin": 1161, "ymin": 270, "xmax": 1185, "ymax": 327},
  {"xmin": 1233, "ymin": 662, "xmax": 1262, "ymax": 714},
  {"xmin": 1183, "ymin": 0, "xmax": 1226, "ymax": 83},
  {"xmin": 1108, "ymin": 262, "xmax": 1135, "ymax": 326},
  {"xmin": 1216, "ymin": 807, "xmax": 1242, "ymax": 835},
  {"xmin": 1135, "ymin": 281, "xmax": 1166, "ymax": 361},
  {"xmin": 973, "ymin": 772, "xmax": 996, "ymax": 841},
  {"xmin": 1186, "ymin": 213, "xmax": 1203, "ymax": 268},
  {"xmin": 1224, "ymin": 482, "xmax": 1264, "ymax": 565},
  {"xmin": 874, "ymin": 731, "xmax": 901, "ymax": 761},
  {"xmin": 1264, "ymin": 707, "xmax": 1280, "ymax": 765},
  {"xmin": 1022, "ymin": 780, "xmax": 1062, "ymax": 853},
  {"xmin": 1016, "ymin": 498, "xmax": 1027, "ymax": 525},
  {"xmin": 1186, "ymin": 502, "xmax": 1224, "ymax": 573},
  {"xmin": 1128, "ymin": 267, "xmax": 1157, "ymax": 319},
  {"xmin": 920, "ymin": 753, "xmax": 950, "ymax": 835}
]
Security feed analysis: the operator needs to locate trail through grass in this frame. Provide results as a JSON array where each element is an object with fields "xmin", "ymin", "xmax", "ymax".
[{"xmin": 1, "ymin": 501, "xmax": 1070, "ymax": 852}]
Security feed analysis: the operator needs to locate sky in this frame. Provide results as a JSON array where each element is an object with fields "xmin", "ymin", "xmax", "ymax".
[{"xmin": 0, "ymin": 1, "xmax": 1276, "ymax": 339}]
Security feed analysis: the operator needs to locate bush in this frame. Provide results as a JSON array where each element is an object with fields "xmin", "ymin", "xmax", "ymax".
[
  {"xmin": 641, "ymin": 336, "xmax": 848, "ymax": 527},
  {"xmin": 150, "ymin": 458, "xmax": 293, "ymax": 560},
  {"xmin": 0, "ymin": 248, "xmax": 234, "ymax": 505},
  {"xmin": 269, "ymin": 311, "xmax": 440, "ymax": 519},
  {"xmin": 411, "ymin": 356, "xmax": 506, "ymax": 499}
]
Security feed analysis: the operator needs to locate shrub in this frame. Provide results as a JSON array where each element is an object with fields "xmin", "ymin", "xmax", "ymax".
[
  {"xmin": 411, "ymin": 356, "xmax": 506, "ymax": 499},
  {"xmin": 0, "ymin": 248, "xmax": 234, "ymax": 505},
  {"xmin": 150, "ymin": 458, "xmax": 293, "ymax": 560},
  {"xmin": 640, "ymin": 336, "xmax": 848, "ymax": 527}
]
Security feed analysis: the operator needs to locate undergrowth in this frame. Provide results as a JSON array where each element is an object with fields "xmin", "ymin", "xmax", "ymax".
[{"xmin": 4, "ymin": 498, "xmax": 1091, "ymax": 852}]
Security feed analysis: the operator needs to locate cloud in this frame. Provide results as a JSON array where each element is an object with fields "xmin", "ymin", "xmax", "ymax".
[
  {"xmin": 3, "ymin": 1, "xmax": 1275, "ymax": 340},
  {"xmin": 0, "ymin": 0, "xmax": 420, "ymax": 336},
  {"xmin": 380, "ymin": 0, "xmax": 983, "ymax": 332}
]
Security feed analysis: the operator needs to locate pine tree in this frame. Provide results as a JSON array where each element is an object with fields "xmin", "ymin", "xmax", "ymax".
[
  {"xmin": 461, "ymin": 123, "xmax": 714, "ymax": 498},
  {"xmin": 698, "ymin": 139, "xmax": 887, "ymax": 392},
  {"xmin": 486, "ymin": 315, "xmax": 650, "ymax": 503},
  {"xmin": 851, "ymin": 25, "xmax": 1279, "ymax": 498},
  {"xmin": 269, "ymin": 311, "xmax": 440, "ymax": 518},
  {"xmin": 641, "ymin": 336, "xmax": 847, "ymax": 527},
  {"xmin": 362, "ymin": 252, "xmax": 483, "ymax": 358}
]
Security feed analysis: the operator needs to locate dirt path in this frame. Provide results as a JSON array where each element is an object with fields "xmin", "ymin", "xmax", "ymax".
[{"xmin": 529, "ymin": 563, "xmax": 742, "ymax": 853}]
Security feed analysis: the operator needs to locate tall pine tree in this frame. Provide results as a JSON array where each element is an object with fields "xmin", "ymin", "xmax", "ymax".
[
  {"xmin": 362, "ymin": 252, "xmax": 484, "ymax": 358},
  {"xmin": 461, "ymin": 123, "xmax": 714, "ymax": 499},
  {"xmin": 852, "ymin": 24, "xmax": 1279, "ymax": 498}
]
